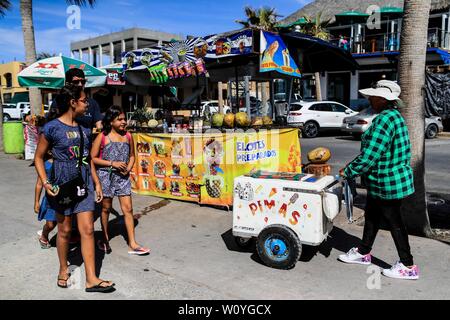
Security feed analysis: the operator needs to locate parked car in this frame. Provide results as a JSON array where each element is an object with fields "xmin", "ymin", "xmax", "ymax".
[
  {"xmin": 200, "ymin": 100, "xmax": 231, "ymax": 116},
  {"xmin": 287, "ymin": 101, "xmax": 358, "ymax": 138},
  {"xmin": 2, "ymin": 102, "xmax": 30, "ymax": 121},
  {"xmin": 341, "ymin": 107, "xmax": 444, "ymax": 139}
]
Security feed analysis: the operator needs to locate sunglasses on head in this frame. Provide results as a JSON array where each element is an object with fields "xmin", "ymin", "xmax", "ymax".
[{"xmin": 71, "ymin": 79, "xmax": 87, "ymax": 85}]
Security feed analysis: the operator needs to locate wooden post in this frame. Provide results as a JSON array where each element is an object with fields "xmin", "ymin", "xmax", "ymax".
[{"xmin": 218, "ymin": 81, "xmax": 223, "ymax": 113}]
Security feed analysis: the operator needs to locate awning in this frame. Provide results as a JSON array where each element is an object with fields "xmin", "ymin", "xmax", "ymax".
[
  {"xmin": 280, "ymin": 32, "xmax": 360, "ymax": 73},
  {"xmin": 10, "ymin": 92, "xmax": 29, "ymax": 104}
]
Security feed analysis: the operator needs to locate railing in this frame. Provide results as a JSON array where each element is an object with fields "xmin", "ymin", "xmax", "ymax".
[{"xmin": 329, "ymin": 28, "xmax": 450, "ymax": 54}]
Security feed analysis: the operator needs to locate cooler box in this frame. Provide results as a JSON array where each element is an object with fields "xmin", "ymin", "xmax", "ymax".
[{"xmin": 232, "ymin": 171, "xmax": 342, "ymax": 246}]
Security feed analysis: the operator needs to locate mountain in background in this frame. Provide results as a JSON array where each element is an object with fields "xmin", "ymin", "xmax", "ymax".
[{"xmin": 281, "ymin": 0, "xmax": 450, "ymax": 24}]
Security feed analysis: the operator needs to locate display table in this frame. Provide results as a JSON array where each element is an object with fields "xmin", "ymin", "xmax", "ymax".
[{"xmin": 130, "ymin": 128, "xmax": 301, "ymax": 207}]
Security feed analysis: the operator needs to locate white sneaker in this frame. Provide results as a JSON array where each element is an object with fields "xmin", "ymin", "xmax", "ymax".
[
  {"xmin": 382, "ymin": 261, "xmax": 419, "ymax": 280},
  {"xmin": 338, "ymin": 247, "xmax": 372, "ymax": 265}
]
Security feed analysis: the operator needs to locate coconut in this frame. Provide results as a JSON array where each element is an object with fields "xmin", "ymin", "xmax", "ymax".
[
  {"xmin": 223, "ymin": 113, "xmax": 235, "ymax": 128},
  {"xmin": 211, "ymin": 113, "xmax": 224, "ymax": 127},
  {"xmin": 235, "ymin": 112, "xmax": 250, "ymax": 128},
  {"xmin": 307, "ymin": 147, "xmax": 331, "ymax": 164}
]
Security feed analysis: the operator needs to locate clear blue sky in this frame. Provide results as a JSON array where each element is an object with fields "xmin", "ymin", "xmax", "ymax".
[{"xmin": 0, "ymin": 0, "xmax": 313, "ymax": 63}]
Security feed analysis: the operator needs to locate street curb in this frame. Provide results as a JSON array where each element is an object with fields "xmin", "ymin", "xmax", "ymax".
[{"xmin": 438, "ymin": 132, "xmax": 450, "ymax": 138}]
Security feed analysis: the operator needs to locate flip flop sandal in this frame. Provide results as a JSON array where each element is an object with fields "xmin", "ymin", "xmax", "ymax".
[
  {"xmin": 128, "ymin": 247, "xmax": 150, "ymax": 255},
  {"xmin": 97, "ymin": 240, "xmax": 112, "ymax": 254},
  {"xmin": 39, "ymin": 237, "xmax": 51, "ymax": 249},
  {"xmin": 57, "ymin": 273, "xmax": 71, "ymax": 289},
  {"xmin": 85, "ymin": 281, "xmax": 115, "ymax": 293}
]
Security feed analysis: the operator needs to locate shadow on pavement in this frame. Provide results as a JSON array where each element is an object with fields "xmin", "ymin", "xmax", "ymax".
[{"xmin": 221, "ymin": 227, "xmax": 391, "ymax": 269}]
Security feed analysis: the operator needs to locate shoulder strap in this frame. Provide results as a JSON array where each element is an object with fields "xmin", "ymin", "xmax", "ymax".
[
  {"xmin": 99, "ymin": 132, "xmax": 106, "ymax": 159},
  {"xmin": 77, "ymin": 125, "xmax": 84, "ymax": 174}
]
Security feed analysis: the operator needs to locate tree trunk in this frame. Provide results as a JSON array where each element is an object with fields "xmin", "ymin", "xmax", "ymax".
[
  {"xmin": 20, "ymin": 0, "xmax": 42, "ymax": 116},
  {"xmin": 315, "ymin": 72, "xmax": 322, "ymax": 101},
  {"xmin": 398, "ymin": 0, "xmax": 433, "ymax": 237},
  {"xmin": 0, "ymin": 103, "xmax": 3, "ymax": 152}
]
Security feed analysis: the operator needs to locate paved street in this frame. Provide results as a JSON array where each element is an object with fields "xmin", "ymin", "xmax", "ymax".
[
  {"xmin": 300, "ymin": 134, "xmax": 450, "ymax": 196},
  {"xmin": 0, "ymin": 148, "xmax": 449, "ymax": 300}
]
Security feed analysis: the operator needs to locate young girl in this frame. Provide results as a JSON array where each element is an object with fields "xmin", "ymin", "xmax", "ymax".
[
  {"xmin": 34, "ymin": 152, "xmax": 56, "ymax": 249},
  {"xmin": 34, "ymin": 85, "xmax": 115, "ymax": 292},
  {"xmin": 91, "ymin": 105, "xmax": 149, "ymax": 255}
]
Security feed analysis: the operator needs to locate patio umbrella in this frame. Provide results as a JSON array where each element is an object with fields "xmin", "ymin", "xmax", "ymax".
[
  {"xmin": 280, "ymin": 32, "xmax": 360, "ymax": 73},
  {"xmin": 18, "ymin": 56, "xmax": 106, "ymax": 89}
]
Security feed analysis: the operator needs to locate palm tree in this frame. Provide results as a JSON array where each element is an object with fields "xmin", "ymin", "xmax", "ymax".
[
  {"xmin": 235, "ymin": 6, "xmax": 282, "ymax": 31},
  {"xmin": 0, "ymin": 0, "xmax": 11, "ymax": 16},
  {"xmin": 20, "ymin": 0, "xmax": 96, "ymax": 116},
  {"xmin": 300, "ymin": 12, "xmax": 331, "ymax": 41},
  {"xmin": 397, "ymin": 0, "xmax": 433, "ymax": 237},
  {"xmin": 0, "ymin": 0, "xmax": 11, "ymax": 152},
  {"xmin": 36, "ymin": 52, "xmax": 57, "ymax": 60},
  {"xmin": 298, "ymin": 12, "xmax": 331, "ymax": 101}
]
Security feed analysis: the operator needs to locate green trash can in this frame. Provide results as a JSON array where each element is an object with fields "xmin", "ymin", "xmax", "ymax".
[{"xmin": 3, "ymin": 121, "xmax": 25, "ymax": 154}]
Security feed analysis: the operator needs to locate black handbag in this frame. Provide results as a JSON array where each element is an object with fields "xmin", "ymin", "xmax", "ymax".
[{"xmin": 48, "ymin": 125, "xmax": 88, "ymax": 208}]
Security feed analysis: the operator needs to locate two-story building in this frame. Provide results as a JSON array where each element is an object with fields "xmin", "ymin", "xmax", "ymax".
[
  {"xmin": 0, "ymin": 61, "xmax": 29, "ymax": 105},
  {"xmin": 280, "ymin": 1, "xmax": 450, "ymax": 110}
]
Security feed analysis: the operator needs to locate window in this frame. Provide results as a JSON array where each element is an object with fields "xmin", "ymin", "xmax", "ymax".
[
  {"xmin": 4, "ymin": 73, "xmax": 12, "ymax": 88},
  {"xmin": 290, "ymin": 104, "xmax": 303, "ymax": 111},
  {"xmin": 2, "ymin": 93, "xmax": 12, "ymax": 103},
  {"xmin": 331, "ymin": 104, "xmax": 347, "ymax": 112},
  {"xmin": 310, "ymin": 103, "xmax": 333, "ymax": 112},
  {"xmin": 2, "ymin": 104, "xmax": 15, "ymax": 109}
]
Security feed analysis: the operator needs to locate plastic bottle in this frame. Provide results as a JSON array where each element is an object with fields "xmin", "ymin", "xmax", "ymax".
[{"xmin": 163, "ymin": 119, "xmax": 168, "ymax": 133}]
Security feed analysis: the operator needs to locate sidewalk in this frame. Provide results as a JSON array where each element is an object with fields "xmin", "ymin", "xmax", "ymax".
[{"xmin": 0, "ymin": 155, "xmax": 449, "ymax": 299}]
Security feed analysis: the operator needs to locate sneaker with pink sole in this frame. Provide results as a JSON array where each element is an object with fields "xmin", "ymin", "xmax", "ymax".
[
  {"xmin": 338, "ymin": 247, "xmax": 372, "ymax": 265},
  {"xmin": 382, "ymin": 261, "xmax": 419, "ymax": 280}
]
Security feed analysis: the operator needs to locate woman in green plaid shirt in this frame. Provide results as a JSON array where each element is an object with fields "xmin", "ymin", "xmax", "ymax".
[{"xmin": 338, "ymin": 80, "xmax": 419, "ymax": 280}]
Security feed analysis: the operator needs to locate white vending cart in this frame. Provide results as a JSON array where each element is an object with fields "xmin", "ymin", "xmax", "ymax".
[{"xmin": 233, "ymin": 171, "xmax": 342, "ymax": 269}]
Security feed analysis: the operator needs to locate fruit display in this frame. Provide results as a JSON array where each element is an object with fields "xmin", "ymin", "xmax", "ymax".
[
  {"xmin": 307, "ymin": 147, "xmax": 331, "ymax": 164},
  {"xmin": 148, "ymin": 119, "xmax": 159, "ymax": 128},
  {"xmin": 262, "ymin": 116, "xmax": 273, "ymax": 126},
  {"xmin": 251, "ymin": 117, "xmax": 263, "ymax": 127},
  {"xmin": 212, "ymin": 113, "xmax": 224, "ymax": 127},
  {"xmin": 223, "ymin": 113, "xmax": 235, "ymax": 128},
  {"xmin": 235, "ymin": 112, "xmax": 250, "ymax": 128}
]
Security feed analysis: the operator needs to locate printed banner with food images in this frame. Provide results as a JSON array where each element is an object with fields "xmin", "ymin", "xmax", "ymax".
[
  {"xmin": 260, "ymin": 31, "xmax": 301, "ymax": 78},
  {"xmin": 131, "ymin": 129, "xmax": 301, "ymax": 207}
]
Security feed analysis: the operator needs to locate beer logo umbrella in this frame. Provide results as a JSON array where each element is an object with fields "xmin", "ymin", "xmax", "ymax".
[{"xmin": 18, "ymin": 55, "xmax": 107, "ymax": 89}]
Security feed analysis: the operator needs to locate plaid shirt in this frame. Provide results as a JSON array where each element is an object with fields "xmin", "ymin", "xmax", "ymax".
[{"xmin": 344, "ymin": 108, "xmax": 414, "ymax": 200}]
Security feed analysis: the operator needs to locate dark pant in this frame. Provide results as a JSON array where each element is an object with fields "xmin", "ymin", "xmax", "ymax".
[{"xmin": 358, "ymin": 196, "xmax": 414, "ymax": 266}]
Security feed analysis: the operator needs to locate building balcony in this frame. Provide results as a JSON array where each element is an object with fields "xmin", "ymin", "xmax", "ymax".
[{"xmin": 329, "ymin": 28, "xmax": 450, "ymax": 55}]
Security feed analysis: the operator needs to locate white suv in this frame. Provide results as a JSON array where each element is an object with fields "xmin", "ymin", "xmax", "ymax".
[
  {"xmin": 2, "ymin": 102, "xmax": 30, "ymax": 121},
  {"xmin": 287, "ymin": 101, "xmax": 357, "ymax": 138},
  {"xmin": 201, "ymin": 100, "xmax": 231, "ymax": 116}
]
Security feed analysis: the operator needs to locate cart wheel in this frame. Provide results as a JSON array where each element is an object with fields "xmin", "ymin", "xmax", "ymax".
[
  {"xmin": 256, "ymin": 225, "xmax": 302, "ymax": 270},
  {"xmin": 234, "ymin": 236, "xmax": 254, "ymax": 249}
]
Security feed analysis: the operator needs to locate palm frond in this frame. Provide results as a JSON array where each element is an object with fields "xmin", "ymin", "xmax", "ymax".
[
  {"xmin": 65, "ymin": 0, "xmax": 96, "ymax": 7},
  {"xmin": 0, "ymin": 0, "xmax": 11, "ymax": 17}
]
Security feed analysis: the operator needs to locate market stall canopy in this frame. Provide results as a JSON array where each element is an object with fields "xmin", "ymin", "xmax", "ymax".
[
  {"xmin": 335, "ymin": 10, "xmax": 369, "ymax": 23},
  {"xmin": 280, "ymin": 32, "xmax": 359, "ymax": 73},
  {"xmin": 18, "ymin": 56, "xmax": 106, "ymax": 89},
  {"xmin": 277, "ymin": 17, "xmax": 308, "ymax": 29}
]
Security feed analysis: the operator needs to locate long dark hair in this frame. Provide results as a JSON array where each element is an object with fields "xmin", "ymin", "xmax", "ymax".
[
  {"xmin": 49, "ymin": 84, "xmax": 84, "ymax": 121},
  {"xmin": 102, "ymin": 105, "xmax": 125, "ymax": 134}
]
